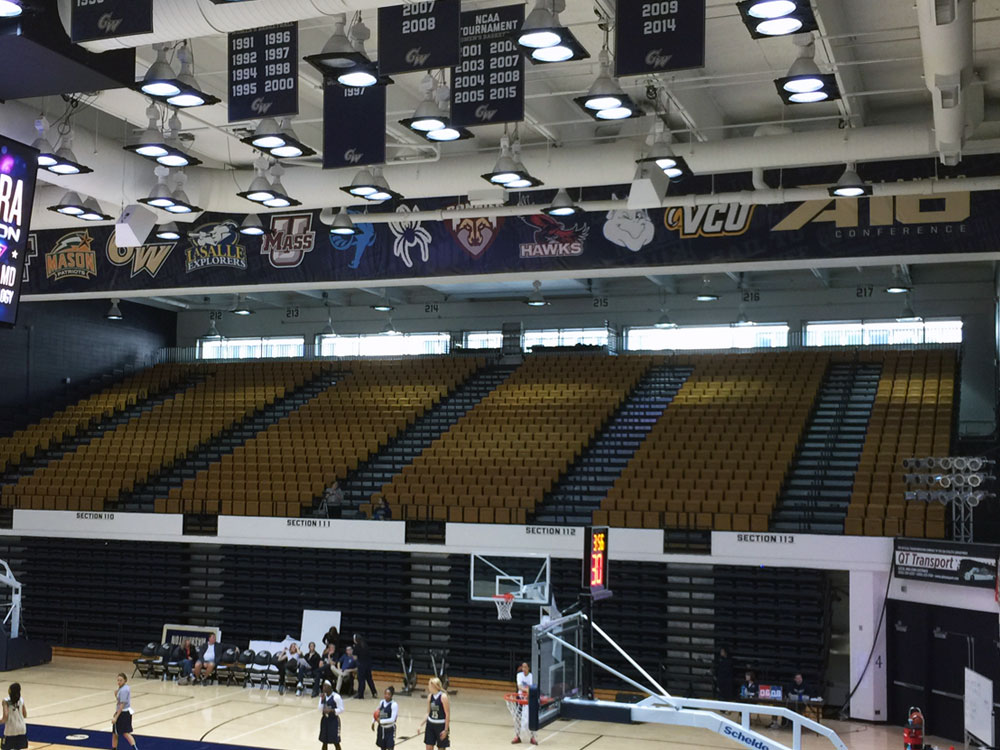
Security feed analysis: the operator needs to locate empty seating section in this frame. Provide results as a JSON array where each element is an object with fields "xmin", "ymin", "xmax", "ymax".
[
  {"xmin": 596, "ymin": 352, "xmax": 829, "ymax": 532},
  {"xmin": 0, "ymin": 364, "xmax": 190, "ymax": 472},
  {"xmin": 844, "ymin": 350, "xmax": 954, "ymax": 538},
  {"xmin": 163, "ymin": 357, "xmax": 483, "ymax": 517},
  {"xmin": 2, "ymin": 362, "xmax": 323, "ymax": 512},
  {"xmin": 380, "ymin": 354, "xmax": 651, "ymax": 524}
]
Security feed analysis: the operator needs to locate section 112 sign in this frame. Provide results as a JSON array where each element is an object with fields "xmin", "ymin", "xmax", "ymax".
[
  {"xmin": 0, "ymin": 136, "xmax": 39, "ymax": 327},
  {"xmin": 615, "ymin": 0, "xmax": 706, "ymax": 76},
  {"xmin": 451, "ymin": 5, "xmax": 524, "ymax": 127},
  {"xmin": 228, "ymin": 23, "xmax": 299, "ymax": 122}
]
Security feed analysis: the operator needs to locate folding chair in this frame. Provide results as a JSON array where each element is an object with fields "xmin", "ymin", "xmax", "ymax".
[{"xmin": 132, "ymin": 642, "xmax": 158, "ymax": 679}]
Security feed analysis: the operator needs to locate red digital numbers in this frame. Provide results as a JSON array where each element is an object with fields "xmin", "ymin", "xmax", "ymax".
[{"xmin": 590, "ymin": 532, "xmax": 606, "ymax": 587}]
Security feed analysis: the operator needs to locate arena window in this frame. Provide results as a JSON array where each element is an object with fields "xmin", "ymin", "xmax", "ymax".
[
  {"xmin": 804, "ymin": 319, "xmax": 962, "ymax": 346},
  {"xmin": 316, "ymin": 332, "xmax": 450, "ymax": 357},
  {"xmin": 464, "ymin": 330, "xmax": 503, "ymax": 349},
  {"xmin": 523, "ymin": 327, "xmax": 610, "ymax": 350},
  {"xmin": 197, "ymin": 336, "xmax": 305, "ymax": 360},
  {"xmin": 625, "ymin": 324, "xmax": 790, "ymax": 351}
]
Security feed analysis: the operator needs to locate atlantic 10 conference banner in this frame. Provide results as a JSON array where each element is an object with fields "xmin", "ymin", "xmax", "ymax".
[
  {"xmin": 19, "ymin": 190, "xmax": 999, "ymax": 298},
  {"xmin": 0, "ymin": 136, "xmax": 39, "ymax": 327}
]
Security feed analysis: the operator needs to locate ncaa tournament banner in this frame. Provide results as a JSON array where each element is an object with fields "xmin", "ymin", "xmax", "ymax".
[
  {"xmin": 377, "ymin": 0, "xmax": 461, "ymax": 75},
  {"xmin": 20, "ymin": 188, "xmax": 1000, "ymax": 298},
  {"xmin": 452, "ymin": 5, "xmax": 525, "ymax": 127},
  {"xmin": 0, "ymin": 135, "xmax": 39, "ymax": 327},
  {"xmin": 615, "ymin": 0, "xmax": 706, "ymax": 76},
  {"xmin": 893, "ymin": 538, "xmax": 1000, "ymax": 589},
  {"xmin": 322, "ymin": 80, "xmax": 386, "ymax": 169}
]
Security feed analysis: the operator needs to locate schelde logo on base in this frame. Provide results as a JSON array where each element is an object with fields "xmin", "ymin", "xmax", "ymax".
[{"xmin": 723, "ymin": 726, "xmax": 773, "ymax": 750}]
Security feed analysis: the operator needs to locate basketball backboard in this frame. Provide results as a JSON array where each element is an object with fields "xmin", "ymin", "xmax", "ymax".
[{"xmin": 469, "ymin": 553, "xmax": 551, "ymax": 606}]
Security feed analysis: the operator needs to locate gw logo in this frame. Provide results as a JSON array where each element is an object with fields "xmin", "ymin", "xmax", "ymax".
[
  {"xmin": 645, "ymin": 49, "xmax": 672, "ymax": 68},
  {"xmin": 251, "ymin": 98, "xmax": 273, "ymax": 115},
  {"xmin": 106, "ymin": 236, "xmax": 176, "ymax": 279},
  {"xmin": 772, "ymin": 193, "xmax": 971, "ymax": 231},
  {"xmin": 343, "ymin": 149, "xmax": 363, "ymax": 164},
  {"xmin": 475, "ymin": 104, "xmax": 498, "ymax": 121},
  {"xmin": 665, "ymin": 204, "xmax": 755, "ymax": 239},
  {"xmin": 405, "ymin": 48, "xmax": 431, "ymax": 66},
  {"xmin": 98, "ymin": 13, "xmax": 124, "ymax": 34}
]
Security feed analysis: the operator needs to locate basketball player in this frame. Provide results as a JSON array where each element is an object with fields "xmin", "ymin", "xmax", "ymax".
[
  {"xmin": 112, "ymin": 673, "xmax": 138, "ymax": 750},
  {"xmin": 319, "ymin": 681, "xmax": 344, "ymax": 750},
  {"xmin": 512, "ymin": 662, "xmax": 537, "ymax": 745},
  {"xmin": 422, "ymin": 676, "xmax": 450, "ymax": 749},
  {"xmin": 373, "ymin": 686, "xmax": 399, "ymax": 749}
]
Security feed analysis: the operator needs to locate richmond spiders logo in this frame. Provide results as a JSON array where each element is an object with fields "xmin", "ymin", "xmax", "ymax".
[{"xmin": 262, "ymin": 213, "xmax": 317, "ymax": 268}]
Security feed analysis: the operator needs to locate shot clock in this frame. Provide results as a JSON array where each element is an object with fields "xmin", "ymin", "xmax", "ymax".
[{"xmin": 583, "ymin": 526, "xmax": 611, "ymax": 599}]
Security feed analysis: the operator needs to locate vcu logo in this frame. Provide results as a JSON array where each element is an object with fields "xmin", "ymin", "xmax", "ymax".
[
  {"xmin": 106, "ymin": 236, "xmax": 175, "ymax": 278},
  {"xmin": 772, "ymin": 193, "xmax": 971, "ymax": 232},
  {"xmin": 664, "ymin": 204, "xmax": 755, "ymax": 239},
  {"xmin": 262, "ymin": 213, "xmax": 317, "ymax": 268}
]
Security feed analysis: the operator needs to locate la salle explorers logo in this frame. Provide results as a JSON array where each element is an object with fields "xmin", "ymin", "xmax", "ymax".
[
  {"xmin": 185, "ymin": 221, "xmax": 247, "ymax": 272},
  {"xmin": 261, "ymin": 213, "xmax": 317, "ymax": 268},
  {"xmin": 46, "ymin": 230, "xmax": 98, "ymax": 281}
]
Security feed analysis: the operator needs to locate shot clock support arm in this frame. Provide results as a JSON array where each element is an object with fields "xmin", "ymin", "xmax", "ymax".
[{"xmin": 0, "ymin": 560, "xmax": 22, "ymax": 637}]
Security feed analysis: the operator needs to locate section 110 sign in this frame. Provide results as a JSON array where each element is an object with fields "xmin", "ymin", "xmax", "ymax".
[{"xmin": 0, "ymin": 136, "xmax": 39, "ymax": 327}]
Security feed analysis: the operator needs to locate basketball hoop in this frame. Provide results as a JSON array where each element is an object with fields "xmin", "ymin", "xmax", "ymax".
[
  {"xmin": 493, "ymin": 593, "xmax": 515, "ymax": 620},
  {"xmin": 504, "ymin": 692, "xmax": 528, "ymax": 735}
]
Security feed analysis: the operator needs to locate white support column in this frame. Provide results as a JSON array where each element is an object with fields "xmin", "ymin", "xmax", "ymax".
[{"xmin": 849, "ymin": 570, "xmax": 888, "ymax": 721}]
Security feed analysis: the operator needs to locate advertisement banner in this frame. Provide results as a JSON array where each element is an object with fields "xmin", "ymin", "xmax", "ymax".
[
  {"xmin": 0, "ymin": 136, "xmax": 39, "ymax": 327},
  {"xmin": 22, "ymin": 189, "xmax": 999, "ymax": 299},
  {"xmin": 451, "ymin": 5, "xmax": 525, "ymax": 127},
  {"xmin": 893, "ymin": 539, "xmax": 1000, "ymax": 588},
  {"xmin": 615, "ymin": 0, "xmax": 706, "ymax": 76},
  {"xmin": 322, "ymin": 81, "xmax": 386, "ymax": 169},
  {"xmin": 228, "ymin": 23, "xmax": 299, "ymax": 122},
  {"xmin": 377, "ymin": 0, "xmax": 461, "ymax": 75}
]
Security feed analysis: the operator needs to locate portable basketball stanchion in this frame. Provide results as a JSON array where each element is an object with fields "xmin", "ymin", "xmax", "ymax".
[
  {"xmin": 397, "ymin": 646, "xmax": 417, "ymax": 697},
  {"xmin": 494, "ymin": 592, "xmax": 515, "ymax": 621}
]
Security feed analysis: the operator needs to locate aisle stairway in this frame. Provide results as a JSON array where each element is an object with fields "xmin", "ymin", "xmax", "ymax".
[
  {"xmin": 531, "ymin": 364, "xmax": 693, "ymax": 526},
  {"xmin": 120, "ymin": 369, "xmax": 342, "ymax": 512},
  {"xmin": 337, "ymin": 364, "xmax": 518, "ymax": 518},
  {"xmin": 770, "ymin": 361, "xmax": 882, "ymax": 533}
]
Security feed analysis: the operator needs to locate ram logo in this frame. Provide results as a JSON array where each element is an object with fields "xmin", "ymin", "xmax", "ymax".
[{"xmin": 664, "ymin": 204, "xmax": 755, "ymax": 239}]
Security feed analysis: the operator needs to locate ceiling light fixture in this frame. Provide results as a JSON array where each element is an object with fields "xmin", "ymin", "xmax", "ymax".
[
  {"xmin": 47, "ymin": 190, "xmax": 87, "ymax": 216},
  {"xmin": 330, "ymin": 208, "xmax": 359, "ymax": 236},
  {"xmin": 482, "ymin": 134, "xmax": 540, "ymax": 187},
  {"xmin": 342, "ymin": 167, "xmax": 377, "ymax": 198},
  {"xmin": 399, "ymin": 75, "xmax": 477, "ymax": 142},
  {"xmin": 515, "ymin": 0, "xmax": 589, "ymax": 63},
  {"xmin": 237, "ymin": 160, "xmax": 277, "ymax": 204},
  {"xmin": 155, "ymin": 222, "xmax": 182, "ymax": 241},
  {"xmin": 575, "ymin": 47, "xmax": 635, "ymax": 120},
  {"xmin": 105, "ymin": 299, "xmax": 123, "ymax": 321},
  {"xmin": 737, "ymin": 0, "xmax": 818, "ymax": 38},
  {"xmin": 138, "ymin": 166, "xmax": 177, "ymax": 210},
  {"xmin": 78, "ymin": 197, "xmax": 113, "ymax": 222},
  {"xmin": 885, "ymin": 286, "xmax": 910, "ymax": 295},
  {"xmin": 829, "ymin": 164, "xmax": 872, "ymax": 197},
  {"xmin": 340, "ymin": 166, "xmax": 400, "ymax": 203},
  {"xmin": 654, "ymin": 310, "xmax": 677, "ymax": 329},
  {"xmin": 526, "ymin": 280, "xmax": 548, "ymax": 307},
  {"xmin": 139, "ymin": 43, "xmax": 181, "ymax": 98},
  {"xmin": 542, "ymin": 188, "xmax": 581, "ymax": 217},
  {"xmin": 32, "ymin": 119, "xmax": 58, "ymax": 168},
  {"xmin": 371, "ymin": 301, "xmax": 393, "ymax": 312},
  {"xmin": 269, "ymin": 121, "xmax": 314, "ymax": 158},
  {"xmin": 165, "ymin": 42, "xmax": 220, "ymax": 108},
  {"xmin": 204, "ymin": 319, "xmax": 222, "ymax": 340},
  {"xmin": 261, "ymin": 164, "xmax": 300, "ymax": 208},
  {"xmin": 734, "ymin": 308, "xmax": 753, "ymax": 326},
  {"xmin": 241, "ymin": 117, "xmax": 315, "ymax": 158},
  {"xmin": 41, "ymin": 131, "xmax": 93, "ymax": 175},
  {"xmin": 695, "ymin": 293, "xmax": 719, "ymax": 302},
  {"xmin": 305, "ymin": 13, "xmax": 372, "ymax": 72},
  {"xmin": 240, "ymin": 214, "xmax": 266, "ymax": 236},
  {"xmin": 636, "ymin": 130, "xmax": 690, "ymax": 181},
  {"xmin": 165, "ymin": 174, "xmax": 202, "ymax": 214},
  {"xmin": 897, "ymin": 296, "xmax": 921, "ymax": 323},
  {"xmin": 774, "ymin": 39, "xmax": 840, "ymax": 104},
  {"xmin": 504, "ymin": 140, "xmax": 543, "ymax": 189},
  {"xmin": 124, "ymin": 104, "xmax": 169, "ymax": 158},
  {"xmin": 232, "ymin": 295, "xmax": 253, "ymax": 316},
  {"xmin": 0, "ymin": 1, "xmax": 23, "ymax": 18}
]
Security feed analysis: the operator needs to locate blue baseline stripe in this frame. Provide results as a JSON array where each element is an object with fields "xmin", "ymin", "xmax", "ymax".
[{"xmin": 18, "ymin": 723, "xmax": 274, "ymax": 750}]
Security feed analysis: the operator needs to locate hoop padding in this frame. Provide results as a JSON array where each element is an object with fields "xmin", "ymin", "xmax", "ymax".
[{"xmin": 494, "ymin": 593, "xmax": 515, "ymax": 620}]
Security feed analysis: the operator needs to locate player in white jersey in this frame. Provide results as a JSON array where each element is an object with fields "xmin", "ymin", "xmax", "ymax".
[{"xmin": 512, "ymin": 662, "xmax": 538, "ymax": 745}]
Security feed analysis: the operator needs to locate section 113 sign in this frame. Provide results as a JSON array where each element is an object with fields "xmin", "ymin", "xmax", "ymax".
[
  {"xmin": 615, "ymin": 0, "xmax": 706, "ymax": 76},
  {"xmin": 0, "ymin": 136, "xmax": 39, "ymax": 327},
  {"xmin": 71, "ymin": 0, "xmax": 153, "ymax": 43},
  {"xmin": 451, "ymin": 5, "xmax": 525, "ymax": 127},
  {"xmin": 228, "ymin": 23, "xmax": 299, "ymax": 122},
  {"xmin": 377, "ymin": 1, "xmax": 461, "ymax": 75}
]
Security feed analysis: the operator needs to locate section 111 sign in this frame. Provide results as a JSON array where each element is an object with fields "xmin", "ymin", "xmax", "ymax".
[
  {"xmin": 451, "ymin": 5, "xmax": 524, "ymax": 127},
  {"xmin": 0, "ymin": 136, "xmax": 39, "ymax": 327},
  {"xmin": 228, "ymin": 23, "xmax": 299, "ymax": 122},
  {"xmin": 615, "ymin": 0, "xmax": 706, "ymax": 76}
]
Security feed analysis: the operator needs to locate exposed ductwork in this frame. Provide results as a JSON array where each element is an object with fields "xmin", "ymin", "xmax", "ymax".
[
  {"xmin": 915, "ymin": 0, "xmax": 982, "ymax": 165},
  {"xmin": 56, "ymin": 0, "xmax": 401, "ymax": 53}
]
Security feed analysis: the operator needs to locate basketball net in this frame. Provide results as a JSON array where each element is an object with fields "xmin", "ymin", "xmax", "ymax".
[
  {"xmin": 494, "ymin": 593, "xmax": 515, "ymax": 621},
  {"xmin": 504, "ymin": 693, "xmax": 528, "ymax": 736}
]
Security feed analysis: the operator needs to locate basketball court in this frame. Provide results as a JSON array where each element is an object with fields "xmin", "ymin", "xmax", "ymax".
[{"xmin": 0, "ymin": 655, "xmax": 935, "ymax": 750}]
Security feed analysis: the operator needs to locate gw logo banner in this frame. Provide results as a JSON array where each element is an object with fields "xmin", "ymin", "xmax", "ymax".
[
  {"xmin": 772, "ymin": 193, "xmax": 971, "ymax": 232},
  {"xmin": 664, "ymin": 204, "xmax": 755, "ymax": 239},
  {"xmin": 106, "ymin": 236, "xmax": 175, "ymax": 278}
]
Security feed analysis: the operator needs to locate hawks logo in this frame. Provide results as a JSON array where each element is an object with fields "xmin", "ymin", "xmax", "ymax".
[
  {"xmin": 185, "ymin": 221, "xmax": 247, "ymax": 272},
  {"xmin": 106, "ymin": 235, "xmax": 175, "ymax": 278},
  {"xmin": 446, "ymin": 216, "xmax": 504, "ymax": 259},
  {"xmin": 261, "ymin": 213, "xmax": 316, "ymax": 268},
  {"xmin": 665, "ymin": 204, "xmax": 755, "ymax": 239},
  {"xmin": 518, "ymin": 214, "xmax": 588, "ymax": 258},
  {"xmin": 46, "ymin": 230, "xmax": 97, "ymax": 281}
]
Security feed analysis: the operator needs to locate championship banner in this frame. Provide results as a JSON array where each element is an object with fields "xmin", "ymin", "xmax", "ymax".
[
  {"xmin": 377, "ymin": 0, "xmax": 461, "ymax": 75},
  {"xmin": 615, "ymin": 0, "xmax": 706, "ymax": 76},
  {"xmin": 322, "ymin": 80, "xmax": 386, "ymax": 169},
  {"xmin": 21, "ymin": 188, "xmax": 1000, "ymax": 298},
  {"xmin": 228, "ymin": 23, "xmax": 299, "ymax": 122},
  {"xmin": 893, "ymin": 539, "xmax": 1000, "ymax": 589},
  {"xmin": 0, "ymin": 135, "xmax": 39, "ymax": 327},
  {"xmin": 71, "ymin": 0, "xmax": 153, "ymax": 43},
  {"xmin": 452, "ymin": 5, "xmax": 525, "ymax": 127}
]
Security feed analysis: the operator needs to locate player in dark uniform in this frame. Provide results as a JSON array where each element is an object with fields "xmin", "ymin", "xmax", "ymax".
[
  {"xmin": 319, "ymin": 681, "xmax": 345, "ymax": 750},
  {"xmin": 422, "ymin": 677, "xmax": 450, "ymax": 749},
  {"xmin": 373, "ymin": 686, "xmax": 399, "ymax": 749}
]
